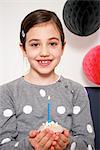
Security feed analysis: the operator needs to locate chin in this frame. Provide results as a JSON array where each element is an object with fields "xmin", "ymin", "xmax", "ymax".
[
  {"xmin": 39, "ymin": 72, "xmax": 53, "ymax": 76},
  {"xmin": 37, "ymin": 70, "xmax": 54, "ymax": 76}
]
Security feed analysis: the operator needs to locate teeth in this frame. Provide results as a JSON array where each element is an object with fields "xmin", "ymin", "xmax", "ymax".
[{"xmin": 39, "ymin": 60, "xmax": 50, "ymax": 64}]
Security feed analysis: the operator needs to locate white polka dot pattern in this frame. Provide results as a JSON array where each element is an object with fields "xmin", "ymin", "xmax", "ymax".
[
  {"xmin": 23, "ymin": 105, "xmax": 32, "ymax": 114},
  {"xmin": 87, "ymin": 124, "xmax": 93, "ymax": 133},
  {"xmin": 73, "ymin": 106, "xmax": 81, "ymax": 114},
  {"xmin": 1, "ymin": 138, "xmax": 11, "ymax": 144},
  {"xmin": 88, "ymin": 145, "xmax": 93, "ymax": 150},
  {"xmin": 14, "ymin": 142, "xmax": 19, "ymax": 147},
  {"xmin": 39, "ymin": 89, "xmax": 46, "ymax": 97},
  {"xmin": 70, "ymin": 142, "xmax": 76, "ymax": 150},
  {"xmin": 57, "ymin": 106, "xmax": 66, "ymax": 114},
  {"xmin": 3, "ymin": 109, "xmax": 13, "ymax": 117}
]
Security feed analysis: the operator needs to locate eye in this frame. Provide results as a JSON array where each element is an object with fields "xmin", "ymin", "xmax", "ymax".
[
  {"xmin": 31, "ymin": 43, "xmax": 40, "ymax": 47},
  {"xmin": 49, "ymin": 42, "xmax": 58, "ymax": 46}
]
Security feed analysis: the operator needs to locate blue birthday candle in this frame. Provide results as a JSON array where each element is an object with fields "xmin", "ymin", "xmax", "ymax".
[{"xmin": 48, "ymin": 96, "xmax": 51, "ymax": 123}]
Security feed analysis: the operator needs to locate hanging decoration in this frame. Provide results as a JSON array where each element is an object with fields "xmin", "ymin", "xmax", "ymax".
[
  {"xmin": 83, "ymin": 45, "xmax": 100, "ymax": 85},
  {"xmin": 63, "ymin": 0, "xmax": 100, "ymax": 36}
]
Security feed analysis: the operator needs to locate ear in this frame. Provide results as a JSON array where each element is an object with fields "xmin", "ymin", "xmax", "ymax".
[
  {"xmin": 61, "ymin": 41, "xmax": 66, "ymax": 55},
  {"xmin": 19, "ymin": 43, "xmax": 27, "ymax": 57}
]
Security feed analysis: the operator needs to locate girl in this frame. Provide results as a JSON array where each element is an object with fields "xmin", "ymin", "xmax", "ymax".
[{"xmin": 0, "ymin": 9, "xmax": 95, "ymax": 150}]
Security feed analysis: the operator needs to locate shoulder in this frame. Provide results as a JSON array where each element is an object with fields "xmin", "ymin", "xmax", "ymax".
[
  {"xmin": 0, "ymin": 77, "xmax": 23, "ymax": 93},
  {"xmin": 60, "ymin": 76, "xmax": 87, "ymax": 95},
  {"xmin": 60, "ymin": 76, "xmax": 84, "ymax": 89},
  {"xmin": 60, "ymin": 76, "xmax": 89, "ymax": 105}
]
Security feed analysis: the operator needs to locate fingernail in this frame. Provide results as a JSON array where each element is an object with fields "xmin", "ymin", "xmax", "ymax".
[
  {"xmin": 52, "ymin": 141, "xmax": 57, "ymax": 145},
  {"xmin": 55, "ymin": 136, "xmax": 59, "ymax": 140},
  {"xmin": 50, "ymin": 130, "xmax": 53, "ymax": 134}
]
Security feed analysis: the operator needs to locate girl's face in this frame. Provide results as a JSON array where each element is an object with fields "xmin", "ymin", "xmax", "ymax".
[{"xmin": 21, "ymin": 21, "xmax": 65, "ymax": 76}]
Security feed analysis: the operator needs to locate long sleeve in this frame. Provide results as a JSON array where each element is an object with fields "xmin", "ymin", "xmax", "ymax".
[
  {"xmin": 66, "ymin": 84, "xmax": 95, "ymax": 150},
  {"xmin": 0, "ymin": 85, "xmax": 34, "ymax": 150},
  {"xmin": 0, "ymin": 77, "xmax": 95, "ymax": 150}
]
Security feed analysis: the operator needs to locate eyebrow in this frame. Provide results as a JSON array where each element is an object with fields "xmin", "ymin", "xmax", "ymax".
[
  {"xmin": 48, "ymin": 37, "xmax": 59, "ymax": 41},
  {"xmin": 28, "ymin": 39, "xmax": 39, "ymax": 43},
  {"xmin": 28, "ymin": 37, "xmax": 59, "ymax": 43}
]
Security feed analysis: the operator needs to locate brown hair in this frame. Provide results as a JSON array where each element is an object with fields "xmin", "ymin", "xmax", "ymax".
[{"xmin": 20, "ymin": 9, "xmax": 65, "ymax": 48}]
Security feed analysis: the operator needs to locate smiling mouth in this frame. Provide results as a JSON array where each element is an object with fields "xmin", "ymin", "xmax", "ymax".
[{"xmin": 37, "ymin": 60, "xmax": 52, "ymax": 67}]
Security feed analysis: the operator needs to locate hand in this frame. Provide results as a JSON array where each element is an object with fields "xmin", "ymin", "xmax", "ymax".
[
  {"xmin": 28, "ymin": 129, "xmax": 56, "ymax": 150},
  {"xmin": 51, "ymin": 130, "xmax": 70, "ymax": 150},
  {"xmin": 29, "ymin": 130, "xmax": 39, "ymax": 138}
]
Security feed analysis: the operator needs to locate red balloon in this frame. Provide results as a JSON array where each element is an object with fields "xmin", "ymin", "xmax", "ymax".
[{"xmin": 83, "ymin": 45, "xmax": 100, "ymax": 85}]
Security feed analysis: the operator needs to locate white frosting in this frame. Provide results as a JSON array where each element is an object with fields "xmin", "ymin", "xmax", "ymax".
[{"xmin": 38, "ymin": 121, "xmax": 64, "ymax": 132}]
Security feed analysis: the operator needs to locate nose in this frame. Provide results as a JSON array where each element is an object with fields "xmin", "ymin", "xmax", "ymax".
[{"xmin": 40, "ymin": 45, "xmax": 50, "ymax": 57}]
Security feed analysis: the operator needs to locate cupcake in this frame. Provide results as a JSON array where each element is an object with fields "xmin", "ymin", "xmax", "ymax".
[{"xmin": 38, "ymin": 121, "xmax": 65, "ymax": 133}]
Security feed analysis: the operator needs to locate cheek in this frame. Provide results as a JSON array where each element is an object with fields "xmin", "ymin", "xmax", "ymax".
[
  {"xmin": 26, "ymin": 51, "xmax": 39, "ymax": 59},
  {"xmin": 52, "ymin": 50, "xmax": 63, "ymax": 58},
  {"xmin": 51, "ymin": 45, "xmax": 63, "ymax": 57}
]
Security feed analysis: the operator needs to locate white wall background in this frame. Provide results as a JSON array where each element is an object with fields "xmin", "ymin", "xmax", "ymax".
[{"xmin": 0, "ymin": 0, "xmax": 100, "ymax": 87}]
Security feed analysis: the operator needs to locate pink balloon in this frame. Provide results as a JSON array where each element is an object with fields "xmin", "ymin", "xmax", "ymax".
[{"xmin": 83, "ymin": 45, "xmax": 100, "ymax": 85}]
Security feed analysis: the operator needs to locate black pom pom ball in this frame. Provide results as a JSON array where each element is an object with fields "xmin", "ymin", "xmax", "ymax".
[{"xmin": 63, "ymin": 0, "xmax": 100, "ymax": 36}]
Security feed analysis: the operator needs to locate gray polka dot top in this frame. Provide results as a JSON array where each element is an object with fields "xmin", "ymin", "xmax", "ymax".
[{"xmin": 0, "ymin": 76, "xmax": 95, "ymax": 150}]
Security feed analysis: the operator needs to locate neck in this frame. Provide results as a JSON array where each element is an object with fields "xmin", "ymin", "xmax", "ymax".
[{"xmin": 24, "ymin": 70, "xmax": 59, "ymax": 85}]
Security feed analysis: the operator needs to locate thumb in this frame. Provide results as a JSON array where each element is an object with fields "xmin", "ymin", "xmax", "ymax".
[{"xmin": 63, "ymin": 130, "xmax": 69, "ymax": 137}]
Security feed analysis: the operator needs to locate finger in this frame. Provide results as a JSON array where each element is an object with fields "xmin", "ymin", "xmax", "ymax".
[
  {"xmin": 28, "ymin": 137, "xmax": 36, "ymax": 147},
  {"xmin": 39, "ymin": 132, "xmax": 53, "ymax": 148},
  {"xmin": 55, "ymin": 133, "xmax": 69, "ymax": 148},
  {"xmin": 63, "ymin": 130, "xmax": 69, "ymax": 137},
  {"xmin": 52, "ymin": 140, "xmax": 57, "ymax": 146},
  {"xmin": 54, "ymin": 135, "xmax": 59, "ymax": 141},
  {"xmin": 58, "ymin": 136, "xmax": 70, "ymax": 149},
  {"xmin": 57, "ymin": 139, "xmax": 67, "ymax": 149},
  {"xmin": 28, "ymin": 131, "xmax": 52, "ymax": 149},
  {"xmin": 58, "ymin": 139, "xmax": 64, "ymax": 146},
  {"xmin": 35, "ymin": 129, "xmax": 47, "ymax": 143},
  {"xmin": 54, "ymin": 143, "xmax": 61, "ymax": 150},
  {"xmin": 59, "ymin": 133, "xmax": 68, "ymax": 143},
  {"xmin": 29, "ymin": 130, "xmax": 39, "ymax": 138},
  {"xmin": 50, "ymin": 146, "xmax": 55, "ymax": 150},
  {"xmin": 43, "ymin": 133, "xmax": 56, "ymax": 150},
  {"xmin": 55, "ymin": 132, "xmax": 60, "ymax": 136}
]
